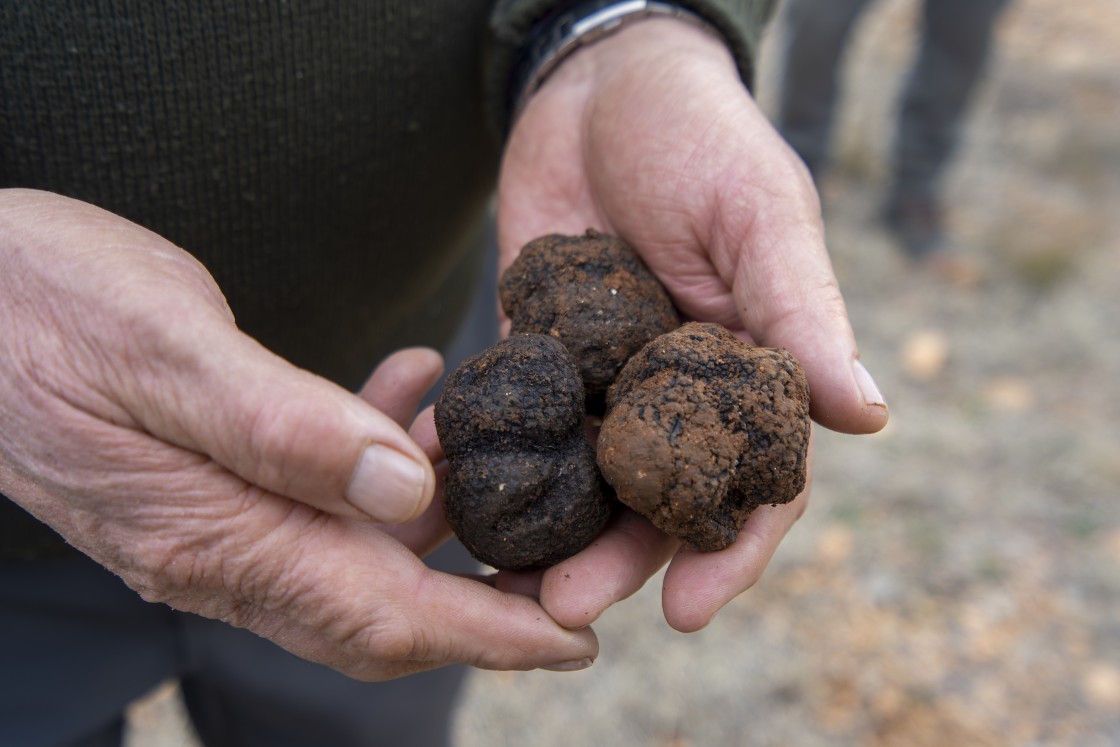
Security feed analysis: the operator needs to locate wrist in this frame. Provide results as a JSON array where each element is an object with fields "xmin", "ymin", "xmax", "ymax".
[{"xmin": 509, "ymin": 1, "xmax": 730, "ymax": 124}]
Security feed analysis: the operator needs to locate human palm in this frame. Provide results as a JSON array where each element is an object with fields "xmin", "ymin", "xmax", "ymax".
[{"xmin": 498, "ymin": 20, "xmax": 887, "ymax": 632}]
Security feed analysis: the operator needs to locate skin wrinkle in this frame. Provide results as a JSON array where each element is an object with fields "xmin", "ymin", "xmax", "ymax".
[
  {"xmin": 454, "ymin": 586, "xmax": 576, "ymax": 671},
  {"xmin": 593, "ymin": 169, "xmax": 733, "ymax": 324},
  {"xmin": 183, "ymin": 505, "xmax": 357, "ymax": 645},
  {"xmin": 591, "ymin": 71, "xmax": 816, "ymax": 336},
  {"xmin": 227, "ymin": 505, "xmax": 332, "ymax": 615},
  {"xmin": 131, "ymin": 323, "xmax": 249, "ymax": 454},
  {"xmin": 278, "ymin": 530, "xmax": 422, "ymax": 670},
  {"xmin": 729, "ymin": 210, "xmax": 836, "ymax": 345},
  {"xmin": 13, "ymin": 403, "xmax": 144, "ymax": 510},
  {"xmin": 51, "ymin": 256, "xmax": 232, "ymax": 451},
  {"xmin": 12, "ymin": 200, "xmax": 232, "ymax": 454},
  {"xmin": 387, "ymin": 568, "xmax": 445, "ymax": 664},
  {"xmin": 1, "ymin": 266, "xmax": 135, "ymax": 433},
  {"xmin": 0, "ymin": 202, "xmax": 202, "ymax": 423},
  {"xmin": 384, "ymin": 569, "xmax": 472, "ymax": 670},
  {"xmin": 244, "ymin": 388, "xmax": 337, "ymax": 499}
]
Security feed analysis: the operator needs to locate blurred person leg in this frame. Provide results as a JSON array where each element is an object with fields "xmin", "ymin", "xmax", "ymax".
[
  {"xmin": 775, "ymin": 0, "xmax": 874, "ymax": 178},
  {"xmin": 886, "ymin": 0, "xmax": 1012, "ymax": 258}
]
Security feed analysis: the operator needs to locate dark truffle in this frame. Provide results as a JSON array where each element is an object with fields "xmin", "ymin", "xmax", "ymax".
[
  {"xmin": 434, "ymin": 334, "xmax": 614, "ymax": 571},
  {"xmin": 596, "ymin": 323, "xmax": 811, "ymax": 552},
  {"xmin": 500, "ymin": 229, "xmax": 680, "ymax": 411}
]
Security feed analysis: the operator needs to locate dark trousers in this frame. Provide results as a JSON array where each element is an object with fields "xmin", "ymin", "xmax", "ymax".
[
  {"xmin": 0, "ymin": 547, "xmax": 471, "ymax": 747},
  {"xmin": 776, "ymin": 0, "xmax": 1010, "ymax": 197}
]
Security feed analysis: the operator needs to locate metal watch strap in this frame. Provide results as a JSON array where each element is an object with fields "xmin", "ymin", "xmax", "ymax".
[{"xmin": 510, "ymin": 0, "xmax": 721, "ymax": 123}]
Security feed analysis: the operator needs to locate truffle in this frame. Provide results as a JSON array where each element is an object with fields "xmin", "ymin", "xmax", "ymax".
[
  {"xmin": 596, "ymin": 323, "xmax": 811, "ymax": 552},
  {"xmin": 434, "ymin": 334, "xmax": 614, "ymax": 571},
  {"xmin": 500, "ymin": 229, "xmax": 680, "ymax": 412}
]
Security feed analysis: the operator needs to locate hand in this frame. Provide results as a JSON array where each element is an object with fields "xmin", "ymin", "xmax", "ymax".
[
  {"xmin": 497, "ymin": 20, "xmax": 888, "ymax": 631},
  {"xmin": 0, "ymin": 189, "xmax": 597, "ymax": 678}
]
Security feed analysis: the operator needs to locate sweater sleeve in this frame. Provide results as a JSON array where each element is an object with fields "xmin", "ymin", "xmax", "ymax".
[{"xmin": 486, "ymin": 0, "xmax": 778, "ymax": 137}]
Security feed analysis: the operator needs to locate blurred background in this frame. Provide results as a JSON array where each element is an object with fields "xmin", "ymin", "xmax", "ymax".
[{"xmin": 129, "ymin": 0, "xmax": 1119, "ymax": 744}]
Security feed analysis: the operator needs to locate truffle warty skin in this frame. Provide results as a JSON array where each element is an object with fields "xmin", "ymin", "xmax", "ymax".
[
  {"xmin": 434, "ymin": 334, "xmax": 613, "ymax": 571},
  {"xmin": 597, "ymin": 323, "xmax": 811, "ymax": 551}
]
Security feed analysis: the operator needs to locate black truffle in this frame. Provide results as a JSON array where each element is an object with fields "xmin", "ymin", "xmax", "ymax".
[
  {"xmin": 500, "ymin": 229, "xmax": 680, "ymax": 412},
  {"xmin": 596, "ymin": 323, "xmax": 811, "ymax": 552},
  {"xmin": 434, "ymin": 334, "xmax": 614, "ymax": 571}
]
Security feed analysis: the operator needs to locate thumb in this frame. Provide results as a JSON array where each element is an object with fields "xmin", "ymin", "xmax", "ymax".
[
  {"xmin": 752, "ymin": 269, "xmax": 889, "ymax": 436},
  {"xmin": 739, "ymin": 250, "xmax": 887, "ymax": 434},
  {"xmin": 727, "ymin": 177, "xmax": 889, "ymax": 436},
  {"xmin": 125, "ymin": 320, "xmax": 436, "ymax": 524}
]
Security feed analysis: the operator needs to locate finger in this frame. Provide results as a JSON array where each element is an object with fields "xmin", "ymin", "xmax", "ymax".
[
  {"xmin": 538, "ymin": 509, "xmax": 679, "ymax": 629},
  {"xmin": 408, "ymin": 405, "xmax": 444, "ymax": 467},
  {"xmin": 358, "ymin": 348, "xmax": 444, "ymax": 428},
  {"xmin": 375, "ymin": 496, "xmax": 453, "ymax": 557},
  {"xmin": 493, "ymin": 568, "xmax": 547, "ymax": 600},
  {"xmin": 375, "ymin": 461, "xmax": 453, "ymax": 557},
  {"xmin": 382, "ymin": 567, "xmax": 601, "ymax": 677},
  {"xmin": 661, "ymin": 486, "xmax": 810, "ymax": 633},
  {"xmin": 122, "ymin": 323, "xmax": 435, "ymax": 525},
  {"xmin": 248, "ymin": 520, "xmax": 599, "ymax": 679},
  {"xmin": 743, "ymin": 246, "xmax": 888, "ymax": 436},
  {"xmin": 372, "ymin": 407, "xmax": 453, "ymax": 555},
  {"xmin": 452, "ymin": 570, "xmax": 545, "ymax": 600},
  {"xmin": 719, "ymin": 121, "xmax": 889, "ymax": 436}
]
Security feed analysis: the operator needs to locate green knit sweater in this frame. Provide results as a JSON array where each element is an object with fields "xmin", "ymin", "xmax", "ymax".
[{"xmin": 0, "ymin": 0, "xmax": 773, "ymax": 560}]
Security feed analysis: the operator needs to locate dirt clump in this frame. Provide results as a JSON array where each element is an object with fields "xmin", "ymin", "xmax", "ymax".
[
  {"xmin": 597, "ymin": 323, "xmax": 811, "ymax": 551},
  {"xmin": 434, "ymin": 334, "xmax": 614, "ymax": 571}
]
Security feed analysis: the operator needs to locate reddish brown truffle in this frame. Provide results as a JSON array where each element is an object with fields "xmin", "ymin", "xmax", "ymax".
[
  {"xmin": 500, "ymin": 229, "xmax": 680, "ymax": 411},
  {"xmin": 434, "ymin": 334, "xmax": 614, "ymax": 571},
  {"xmin": 596, "ymin": 323, "xmax": 811, "ymax": 552}
]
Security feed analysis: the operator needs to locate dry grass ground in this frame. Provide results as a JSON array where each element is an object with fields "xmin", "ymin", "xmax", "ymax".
[{"xmin": 127, "ymin": 1, "xmax": 1120, "ymax": 744}]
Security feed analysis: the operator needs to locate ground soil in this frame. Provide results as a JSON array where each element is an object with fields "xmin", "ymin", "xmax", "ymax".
[{"xmin": 127, "ymin": 1, "xmax": 1120, "ymax": 744}]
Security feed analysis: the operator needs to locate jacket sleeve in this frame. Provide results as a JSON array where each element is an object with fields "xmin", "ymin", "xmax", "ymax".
[{"xmin": 486, "ymin": 0, "xmax": 778, "ymax": 137}]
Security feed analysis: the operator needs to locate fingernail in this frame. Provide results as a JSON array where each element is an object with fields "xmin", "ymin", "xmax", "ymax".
[
  {"xmin": 853, "ymin": 360, "xmax": 886, "ymax": 408},
  {"xmin": 541, "ymin": 657, "xmax": 595, "ymax": 672},
  {"xmin": 347, "ymin": 445, "xmax": 428, "ymax": 523}
]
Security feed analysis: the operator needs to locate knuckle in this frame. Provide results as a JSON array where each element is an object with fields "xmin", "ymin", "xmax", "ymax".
[
  {"xmin": 243, "ymin": 392, "xmax": 347, "ymax": 497},
  {"xmin": 375, "ymin": 620, "xmax": 423, "ymax": 663},
  {"xmin": 123, "ymin": 535, "xmax": 219, "ymax": 607},
  {"xmin": 335, "ymin": 611, "xmax": 424, "ymax": 666},
  {"xmin": 339, "ymin": 574, "xmax": 434, "ymax": 665}
]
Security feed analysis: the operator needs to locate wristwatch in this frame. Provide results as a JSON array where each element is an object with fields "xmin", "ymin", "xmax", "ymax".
[{"xmin": 510, "ymin": 0, "xmax": 721, "ymax": 122}]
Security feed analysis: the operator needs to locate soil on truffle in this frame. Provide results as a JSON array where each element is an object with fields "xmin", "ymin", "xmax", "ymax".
[
  {"xmin": 597, "ymin": 323, "xmax": 811, "ymax": 551},
  {"xmin": 434, "ymin": 334, "xmax": 614, "ymax": 571},
  {"xmin": 500, "ymin": 229, "xmax": 680, "ymax": 412}
]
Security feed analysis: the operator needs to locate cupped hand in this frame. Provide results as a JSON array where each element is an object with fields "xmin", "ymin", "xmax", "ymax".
[
  {"xmin": 0, "ymin": 189, "xmax": 597, "ymax": 678},
  {"xmin": 497, "ymin": 19, "xmax": 888, "ymax": 631}
]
